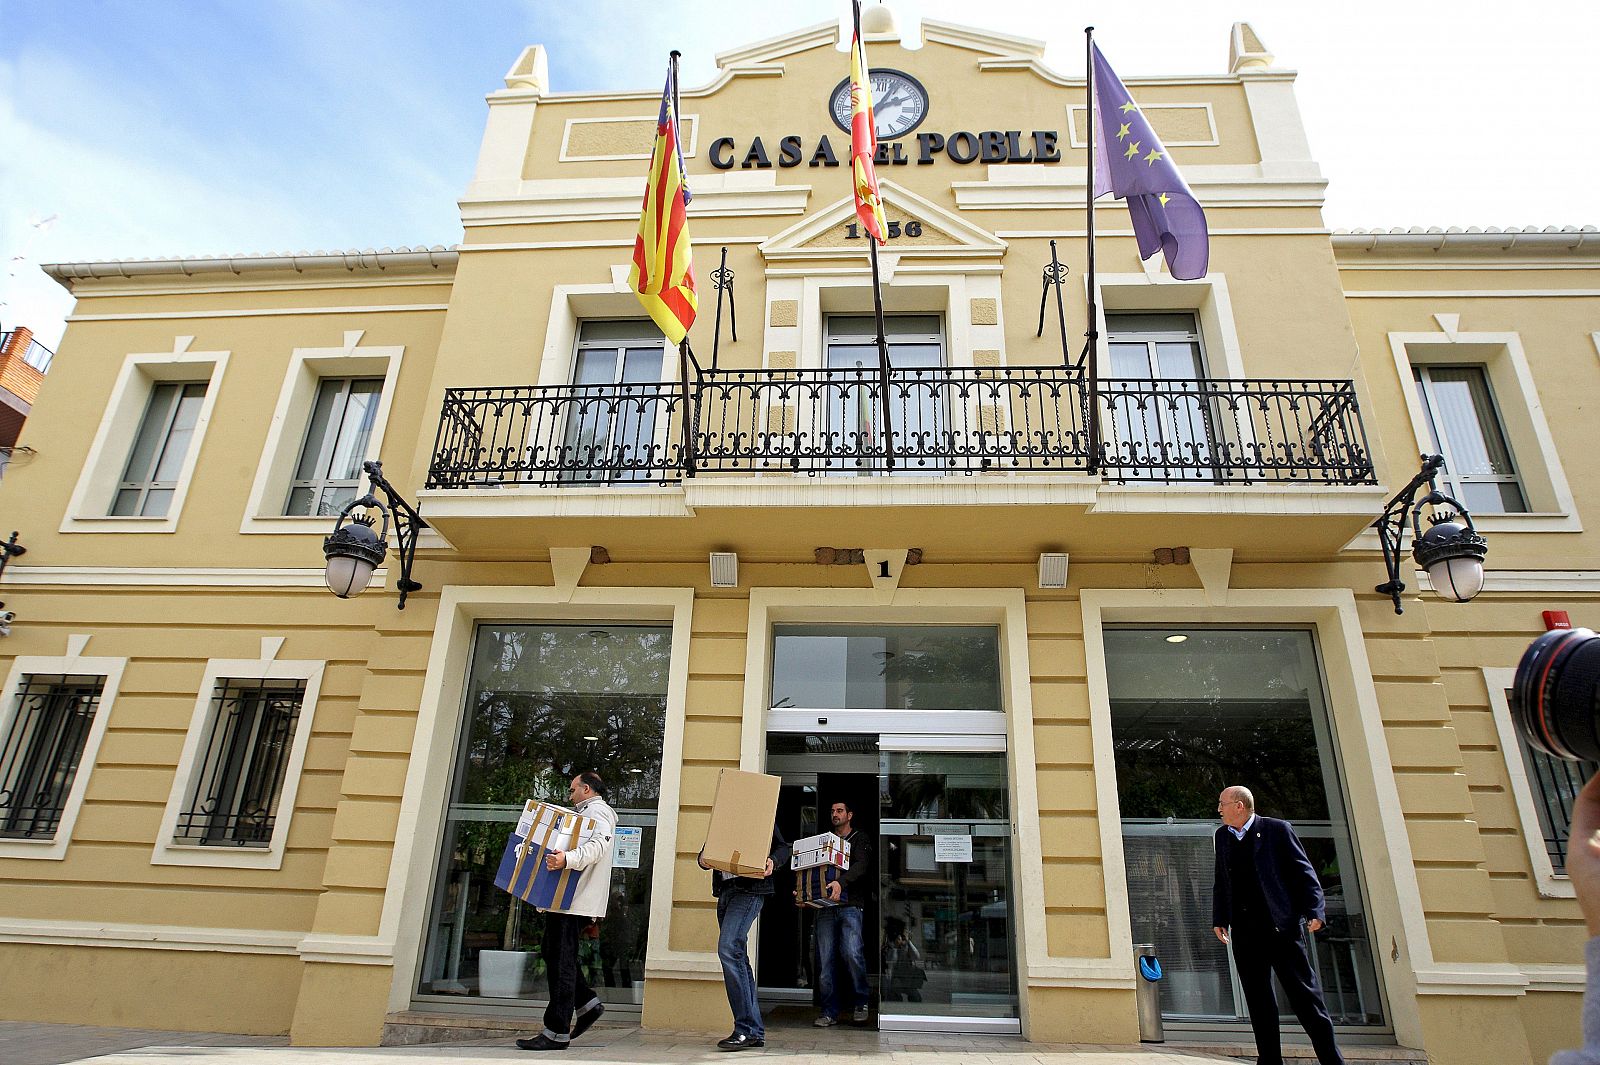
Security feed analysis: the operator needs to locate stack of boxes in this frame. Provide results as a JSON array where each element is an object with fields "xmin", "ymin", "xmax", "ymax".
[
  {"xmin": 792, "ymin": 831, "xmax": 851, "ymax": 907},
  {"xmin": 493, "ymin": 799, "xmax": 604, "ymax": 911}
]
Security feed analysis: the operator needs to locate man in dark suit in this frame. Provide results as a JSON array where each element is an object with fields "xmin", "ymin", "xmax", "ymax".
[{"xmin": 1212, "ymin": 785, "xmax": 1345, "ymax": 1065}]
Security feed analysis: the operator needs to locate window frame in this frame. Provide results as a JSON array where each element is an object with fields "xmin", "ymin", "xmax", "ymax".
[
  {"xmin": 61, "ymin": 343, "xmax": 229, "ymax": 534},
  {"xmin": 111, "ymin": 380, "xmax": 211, "ymax": 518},
  {"xmin": 0, "ymin": 639, "xmax": 125, "ymax": 861},
  {"xmin": 285, "ymin": 375, "xmax": 386, "ymax": 518},
  {"xmin": 1410, "ymin": 364, "xmax": 1528, "ymax": 515},
  {"xmin": 152, "ymin": 647, "xmax": 323, "ymax": 870},
  {"xmin": 1484, "ymin": 666, "xmax": 1587, "ymax": 899},
  {"xmin": 1389, "ymin": 326, "xmax": 1580, "ymax": 532},
  {"xmin": 240, "ymin": 332, "xmax": 403, "ymax": 534}
]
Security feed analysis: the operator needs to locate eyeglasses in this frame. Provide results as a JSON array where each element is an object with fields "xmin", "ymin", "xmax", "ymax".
[{"xmin": 1216, "ymin": 800, "xmax": 1244, "ymax": 810}]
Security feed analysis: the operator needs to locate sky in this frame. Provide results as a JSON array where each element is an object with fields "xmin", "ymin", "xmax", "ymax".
[{"xmin": 4, "ymin": 0, "xmax": 1597, "ymax": 351}]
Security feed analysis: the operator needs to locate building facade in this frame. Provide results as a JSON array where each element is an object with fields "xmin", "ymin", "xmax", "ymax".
[{"xmin": 1, "ymin": 14, "xmax": 1597, "ymax": 1062}]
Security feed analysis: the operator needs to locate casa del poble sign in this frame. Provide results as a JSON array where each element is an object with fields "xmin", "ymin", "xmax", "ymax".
[{"xmin": 707, "ymin": 68, "xmax": 1062, "ymax": 170}]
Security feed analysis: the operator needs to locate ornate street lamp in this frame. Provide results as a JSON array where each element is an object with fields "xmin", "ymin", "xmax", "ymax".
[
  {"xmin": 1372, "ymin": 454, "xmax": 1488, "ymax": 614},
  {"xmin": 323, "ymin": 460, "xmax": 427, "ymax": 609},
  {"xmin": 0, "ymin": 530, "xmax": 25, "ymax": 580}
]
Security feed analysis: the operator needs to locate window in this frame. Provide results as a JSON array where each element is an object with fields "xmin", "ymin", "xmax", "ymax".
[
  {"xmin": 417, "ymin": 623, "xmax": 670, "ymax": 1006},
  {"xmin": 1411, "ymin": 365, "xmax": 1527, "ymax": 514},
  {"xmin": 111, "ymin": 382, "xmax": 208, "ymax": 516},
  {"xmin": 0, "ymin": 675, "xmax": 106, "ymax": 840},
  {"xmin": 823, "ymin": 314, "xmax": 944, "ymax": 473},
  {"xmin": 562, "ymin": 320, "xmax": 670, "ymax": 482},
  {"xmin": 173, "ymin": 678, "xmax": 307, "ymax": 847},
  {"xmin": 1518, "ymin": 735, "xmax": 1597, "ymax": 875},
  {"xmin": 771, "ymin": 624, "xmax": 1000, "ymax": 710},
  {"xmin": 1105, "ymin": 312, "xmax": 1216, "ymax": 481},
  {"xmin": 285, "ymin": 376, "xmax": 383, "ymax": 516}
]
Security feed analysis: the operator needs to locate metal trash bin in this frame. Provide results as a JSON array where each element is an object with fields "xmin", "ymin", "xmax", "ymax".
[{"xmin": 1134, "ymin": 943, "xmax": 1164, "ymax": 1042}]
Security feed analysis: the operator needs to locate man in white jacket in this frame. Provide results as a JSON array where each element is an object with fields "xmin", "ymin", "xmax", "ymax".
[{"xmin": 517, "ymin": 771, "xmax": 618, "ymax": 1053}]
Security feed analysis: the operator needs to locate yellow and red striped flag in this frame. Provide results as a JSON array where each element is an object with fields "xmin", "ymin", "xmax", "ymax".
[
  {"xmin": 849, "ymin": 9, "xmax": 887, "ymax": 245},
  {"xmin": 629, "ymin": 58, "xmax": 697, "ymax": 344}
]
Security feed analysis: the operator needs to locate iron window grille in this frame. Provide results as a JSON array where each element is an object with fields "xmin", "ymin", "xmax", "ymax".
[
  {"xmin": 1517, "ymin": 718, "xmax": 1597, "ymax": 874},
  {"xmin": 0, "ymin": 674, "xmax": 105, "ymax": 840},
  {"xmin": 111, "ymin": 381, "xmax": 209, "ymax": 517},
  {"xmin": 174, "ymin": 678, "xmax": 306, "ymax": 847},
  {"xmin": 286, "ymin": 376, "xmax": 385, "ymax": 516}
]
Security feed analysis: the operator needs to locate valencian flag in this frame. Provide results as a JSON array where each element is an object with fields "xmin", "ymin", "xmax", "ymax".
[
  {"xmin": 849, "ymin": 5, "xmax": 888, "ymax": 244},
  {"xmin": 1090, "ymin": 43, "xmax": 1209, "ymax": 279},
  {"xmin": 629, "ymin": 58, "xmax": 698, "ymax": 344}
]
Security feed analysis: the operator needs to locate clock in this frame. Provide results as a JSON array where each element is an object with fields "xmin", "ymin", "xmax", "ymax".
[{"xmin": 828, "ymin": 68, "xmax": 929, "ymax": 140}]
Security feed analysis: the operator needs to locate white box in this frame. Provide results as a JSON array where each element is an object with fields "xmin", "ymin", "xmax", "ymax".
[{"xmin": 789, "ymin": 831, "xmax": 850, "ymax": 871}]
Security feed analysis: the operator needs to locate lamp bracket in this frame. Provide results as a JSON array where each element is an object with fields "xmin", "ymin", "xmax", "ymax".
[
  {"xmin": 1371, "ymin": 454, "xmax": 1486, "ymax": 614},
  {"xmin": 329, "ymin": 461, "xmax": 429, "ymax": 609}
]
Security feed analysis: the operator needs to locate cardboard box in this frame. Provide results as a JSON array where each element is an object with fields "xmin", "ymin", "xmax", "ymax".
[
  {"xmin": 790, "ymin": 831, "xmax": 851, "ymax": 871},
  {"xmin": 494, "ymin": 799, "xmax": 602, "ymax": 913},
  {"xmin": 701, "ymin": 768, "xmax": 781, "ymax": 877},
  {"xmin": 795, "ymin": 864, "xmax": 846, "ymax": 908}
]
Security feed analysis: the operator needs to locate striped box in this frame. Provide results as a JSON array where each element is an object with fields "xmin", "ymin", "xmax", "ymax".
[{"xmin": 494, "ymin": 799, "xmax": 600, "ymax": 914}]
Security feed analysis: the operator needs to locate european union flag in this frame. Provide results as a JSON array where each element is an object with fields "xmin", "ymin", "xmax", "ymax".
[{"xmin": 1091, "ymin": 43, "xmax": 1209, "ymax": 280}]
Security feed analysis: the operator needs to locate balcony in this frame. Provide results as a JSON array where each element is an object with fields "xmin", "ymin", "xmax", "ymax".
[{"xmin": 425, "ymin": 368, "xmax": 1376, "ymax": 489}]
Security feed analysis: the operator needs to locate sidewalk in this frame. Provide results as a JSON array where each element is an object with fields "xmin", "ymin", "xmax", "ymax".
[
  {"xmin": 1, "ymin": 1020, "xmax": 1245, "ymax": 1064},
  {"xmin": 4, "ymin": 1019, "xmax": 1432, "ymax": 1065}
]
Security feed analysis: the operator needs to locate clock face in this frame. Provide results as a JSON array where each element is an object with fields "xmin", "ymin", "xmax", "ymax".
[{"xmin": 829, "ymin": 69, "xmax": 929, "ymax": 140}]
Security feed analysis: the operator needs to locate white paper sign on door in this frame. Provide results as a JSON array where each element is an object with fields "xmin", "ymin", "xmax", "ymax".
[
  {"xmin": 933, "ymin": 834, "xmax": 973, "ymax": 863},
  {"xmin": 613, "ymin": 826, "xmax": 643, "ymax": 869}
]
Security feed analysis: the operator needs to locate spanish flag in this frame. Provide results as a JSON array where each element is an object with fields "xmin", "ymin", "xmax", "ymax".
[
  {"xmin": 629, "ymin": 56, "xmax": 698, "ymax": 344},
  {"xmin": 849, "ymin": 4, "xmax": 887, "ymax": 245}
]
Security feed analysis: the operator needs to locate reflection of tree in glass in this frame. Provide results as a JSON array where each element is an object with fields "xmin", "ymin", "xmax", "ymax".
[
  {"xmin": 879, "ymin": 629, "xmax": 1001, "ymax": 710},
  {"xmin": 885, "ymin": 753, "xmax": 1007, "ymax": 819},
  {"xmin": 1110, "ymin": 698, "xmax": 1330, "ymax": 821}
]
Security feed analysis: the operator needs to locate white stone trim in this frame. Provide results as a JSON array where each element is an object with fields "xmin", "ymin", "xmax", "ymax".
[
  {"xmin": 1417, "ymin": 569, "xmax": 1600, "ymax": 596},
  {"xmin": 558, "ymin": 114, "xmax": 700, "ymax": 162},
  {"xmin": 1483, "ymin": 666, "xmax": 1575, "ymax": 900},
  {"xmin": 950, "ymin": 165, "xmax": 1327, "ymax": 212},
  {"xmin": 3, "ymin": 566, "xmax": 384, "ymax": 587},
  {"xmin": 66, "ymin": 304, "xmax": 448, "ymax": 322},
  {"xmin": 239, "ymin": 332, "xmax": 405, "ymax": 534},
  {"xmin": 460, "ymin": 171, "xmax": 809, "ymax": 227},
  {"xmin": 383, "ymin": 586, "xmax": 698, "ymax": 1010},
  {"xmin": 1388, "ymin": 326, "xmax": 1580, "ymax": 531},
  {"xmin": 1080, "ymin": 588, "xmax": 1448, "ymax": 1047},
  {"xmin": 1348, "ymin": 289, "xmax": 1600, "ymax": 298},
  {"xmin": 60, "ymin": 340, "xmax": 229, "ymax": 534},
  {"xmin": 1065, "ymin": 102, "xmax": 1220, "ymax": 148},
  {"xmin": 0, "ymin": 917, "xmax": 302, "ymax": 955},
  {"xmin": 536, "ymin": 281, "xmax": 681, "ymax": 390},
  {"xmin": 149, "ymin": 643, "xmax": 324, "ymax": 871},
  {"xmin": 758, "ymin": 180, "xmax": 1009, "ymax": 263},
  {"xmin": 738, "ymin": 589, "xmax": 1073, "ymax": 1040},
  {"xmin": 1090, "ymin": 270, "xmax": 1248, "ymax": 379},
  {"xmin": 0, "ymin": 637, "xmax": 126, "ymax": 861}
]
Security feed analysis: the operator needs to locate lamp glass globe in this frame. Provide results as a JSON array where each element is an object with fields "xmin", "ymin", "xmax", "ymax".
[{"xmin": 326, "ymin": 555, "xmax": 377, "ymax": 598}]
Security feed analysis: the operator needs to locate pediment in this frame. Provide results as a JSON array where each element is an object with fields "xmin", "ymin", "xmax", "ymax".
[{"xmin": 760, "ymin": 180, "xmax": 1007, "ymax": 261}]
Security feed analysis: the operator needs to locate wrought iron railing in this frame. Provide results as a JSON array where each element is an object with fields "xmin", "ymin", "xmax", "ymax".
[
  {"xmin": 0, "ymin": 330, "xmax": 53, "ymax": 373},
  {"xmin": 428, "ymin": 382, "xmax": 685, "ymax": 488},
  {"xmin": 425, "ymin": 369, "xmax": 1376, "ymax": 488}
]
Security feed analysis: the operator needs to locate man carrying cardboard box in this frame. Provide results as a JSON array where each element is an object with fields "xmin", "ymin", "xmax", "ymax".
[
  {"xmin": 812, "ymin": 800, "xmax": 874, "ymax": 1028},
  {"xmin": 516, "ymin": 772, "xmax": 617, "ymax": 1053},
  {"xmin": 699, "ymin": 827, "xmax": 791, "ymax": 1051}
]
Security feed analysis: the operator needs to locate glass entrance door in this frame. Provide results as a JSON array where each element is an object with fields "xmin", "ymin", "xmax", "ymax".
[{"xmin": 759, "ymin": 733, "xmax": 1019, "ymax": 1034}]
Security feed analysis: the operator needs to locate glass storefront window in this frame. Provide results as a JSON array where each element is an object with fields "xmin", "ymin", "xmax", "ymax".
[
  {"xmin": 416, "ymin": 623, "xmax": 670, "ymax": 1008},
  {"xmin": 1106, "ymin": 628, "xmax": 1386, "ymax": 1029},
  {"xmin": 771, "ymin": 625, "xmax": 1001, "ymax": 711}
]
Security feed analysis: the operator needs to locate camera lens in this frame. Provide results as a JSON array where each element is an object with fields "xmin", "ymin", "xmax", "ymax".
[{"xmin": 1512, "ymin": 627, "xmax": 1600, "ymax": 762}]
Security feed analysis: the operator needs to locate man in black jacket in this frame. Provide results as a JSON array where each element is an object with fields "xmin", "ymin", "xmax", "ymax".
[
  {"xmin": 699, "ymin": 828, "xmax": 790, "ymax": 1051},
  {"xmin": 1212, "ymin": 785, "xmax": 1344, "ymax": 1065},
  {"xmin": 813, "ymin": 800, "xmax": 874, "ymax": 1027}
]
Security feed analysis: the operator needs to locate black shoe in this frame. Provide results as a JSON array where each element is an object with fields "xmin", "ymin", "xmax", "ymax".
[
  {"xmin": 717, "ymin": 1033, "xmax": 765, "ymax": 1051},
  {"xmin": 515, "ymin": 1034, "xmax": 568, "ymax": 1052},
  {"xmin": 571, "ymin": 1003, "xmax": 605, "ymax": 1041}
]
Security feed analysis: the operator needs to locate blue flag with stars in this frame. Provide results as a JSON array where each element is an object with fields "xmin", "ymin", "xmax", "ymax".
[{"xmin": 1091, "ymin": 43, "xmax": 1209, "ymax": 280}]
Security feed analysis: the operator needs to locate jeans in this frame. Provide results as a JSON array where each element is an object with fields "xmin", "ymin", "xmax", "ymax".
[
  {"xmin": 815, "ymin": 905, "xmax": 869, "ymax": 1018},
  {"xmin": 716, "ymin": 892, "xmax": 766, "ymax": 1038}
]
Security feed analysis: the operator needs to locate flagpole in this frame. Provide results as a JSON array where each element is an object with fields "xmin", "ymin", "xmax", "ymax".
[
  {"xmin": 1083, "ymin": 26, "xmax": 1101, "ymax": 477},
  {"xmin": 856, "ymin": 0, "xmax": 895, "ymax": 470},
  {"xmin": 668, "ymin": 50, "xmax": 698, "ymax": 478}
]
